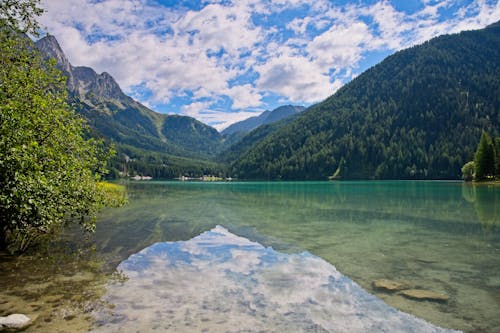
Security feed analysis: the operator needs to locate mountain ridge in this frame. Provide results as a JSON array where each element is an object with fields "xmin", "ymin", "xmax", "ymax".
[
  {"xmin": 222, "ymin": 105, "xmax": 305, "ymax": 136},
  {"xmin": 36, "ymin": 22, "xmax": 500, "ymax": 180},
  {"xmin": 36, "ymin": 35, "xmax": 126, "ymax": 103},
  {"xmin": 35, "ymin": 35, "xmax": 227, "ymax": 177},
  {"xmin": 230, "ymin": 23, "xmax": 500, "ymax": 180}
]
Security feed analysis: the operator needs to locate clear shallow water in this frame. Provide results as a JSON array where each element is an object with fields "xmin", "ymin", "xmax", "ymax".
[
  {"xmin": 92, "ymin": 226, "xmax": 458, "ymax": 333},
  {"xmin": 1, "ymin": 181, "xmax": 499, "ymax": 332}
]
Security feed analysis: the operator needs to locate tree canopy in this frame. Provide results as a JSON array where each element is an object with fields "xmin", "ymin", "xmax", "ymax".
[
  {"xmin": 463, "ymin": 131, "xmax": 499, "ymax": 181},
  {"xmin": 0, "ymin": 0, "xmax": 43, "ymax": 35},
  {"xmin": 0, "ymin": 0, "xmax": 112, "ymax": 251},
  {"xmin": 474, "ymin": 131, "xmax": 496, "ymax": 180}
]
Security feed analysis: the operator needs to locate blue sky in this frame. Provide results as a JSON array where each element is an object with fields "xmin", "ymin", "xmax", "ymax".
[{"xmin": 40, "ymin": 0, "xmax": 500, "ymax": 130}]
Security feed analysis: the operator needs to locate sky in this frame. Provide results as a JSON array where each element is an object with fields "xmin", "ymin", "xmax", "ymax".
[{"xmin": 39, "ymin": 0, "xmax": 500, "ymax": 131}]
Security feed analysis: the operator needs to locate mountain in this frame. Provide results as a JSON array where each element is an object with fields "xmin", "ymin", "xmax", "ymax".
[
  {"xmin": 218, "ymin": 112, "xmax": 303, "ymax": 164},
  {"xmin": 222, "ymin": 111, "xmax": 271, "ymax": 136},
  {"xmin": 36, "ymin": 35, "xmax": 126, "ymax": 102},
  {"xmin": 231, "ymin": 23, "xmax": 500, "ymax": 180},
  {"xmin": 36, "ymin": 35, "xmax": 225, "ymax": 178},
  {"xmin": 162, "ymin": 115, "xmax": 222, "ymax": 156},
  {"xmin": 222, "ymin": 105, "xmax": 305, "ymax": 136}
]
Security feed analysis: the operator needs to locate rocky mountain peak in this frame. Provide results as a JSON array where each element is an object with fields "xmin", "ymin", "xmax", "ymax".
[
  {"xmin": 35, "ymin": 35, "xmax": 72, "ymax": 74},
  {"xmin": 71, "ymin": 67, "xmax": 125, "ymax": 101},
  {"xmin": 35, "ymin": 35, "xmax": 125, "ymax": 103}
]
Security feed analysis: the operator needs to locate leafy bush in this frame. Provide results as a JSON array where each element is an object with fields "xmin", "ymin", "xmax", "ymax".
[{"xmin": 0, "ymin": 0, "xmax": 113, "ymax": 252}]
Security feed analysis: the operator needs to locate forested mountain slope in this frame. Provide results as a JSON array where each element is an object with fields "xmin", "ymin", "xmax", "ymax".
[
  {"xmin": 162, "ymin": 115, "xmax": 223, "ymax": 156},
  {"xmin": 220, "ymin": 105, "xmax": 305, "ymax": 149},
  {"xmin": 218, "ymin": 113, "xmax": 303, "ymax": 164},
  {"xmin": 231, "ymin": 23, "xmax": 500, "ymax": 180},
  {"xmin": 222, "ymin": 105, "xmax": 305, "ymax": 135},
  {"xmin": 36, "ymin": 35, "xmax": 225, "ymax": 177}
]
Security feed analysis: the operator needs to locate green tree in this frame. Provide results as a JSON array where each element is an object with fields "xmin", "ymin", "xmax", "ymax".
[
  {"xmin": 495, "ymin": 137, "xmax": 500, "ymax": 177},
  {"xmin": 0, "ymin": 0, "xmax": 111, "ymax": 251},
  {"xmin": 461, "ymin": 161, "xmax": 475, "ymax": 181},
  {"xmin": 474, "ymin": 131, "xmax": 496, "ymax": 180},
  {"xmin": 0, "ymin": 0, "xmax": 43, "ymax": 34}
]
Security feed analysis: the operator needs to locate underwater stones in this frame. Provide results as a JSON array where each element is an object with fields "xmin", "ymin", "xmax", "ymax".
[
  {"xmin": 400, "ymin": 289, "xmax": 449, "ymax": 302},
  {"xmin": 372, "ymin": 279, "xmax": 449, "ymax": 303},
  {"xmin": 373, "ymin": 279, "xmax": 408, "ymax": 292},
  {"xmin": 0, "ymin": 313, "xmax": 32, "ymax": 330}
]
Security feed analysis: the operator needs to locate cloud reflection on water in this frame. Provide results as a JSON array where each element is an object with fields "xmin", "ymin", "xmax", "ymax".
[{"xmin": 92, "ymin": 226, "xmax": 459, "ymax": 333}]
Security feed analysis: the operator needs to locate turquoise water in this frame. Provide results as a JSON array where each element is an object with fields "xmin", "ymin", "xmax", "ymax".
[
  {"xmin": 1, "ymin": 181, "xmax": 499, "ymax": 332},
  {"xmin": 88, "ymin": 181, "xmax": 500, "ymax": 332}
]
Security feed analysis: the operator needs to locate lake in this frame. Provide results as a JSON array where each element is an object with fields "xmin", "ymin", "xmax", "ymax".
[{"xmin": 1, "ymin": 181, "xmax": 499, "ymax": 332}]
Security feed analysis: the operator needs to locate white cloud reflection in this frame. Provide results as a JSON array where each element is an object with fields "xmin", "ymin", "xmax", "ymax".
[{"xmin": 92, "ymin": 226, "xmax": 459, "ymax": 333}]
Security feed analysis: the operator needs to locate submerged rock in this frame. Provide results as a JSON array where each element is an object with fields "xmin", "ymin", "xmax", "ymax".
[
  {"xmin": 372, "ymin": 279, "xmax": 449, "ymax": 303},
  {"xmin": 0, "ymin": 314, "xmax": 32, "ymax": 329},
  {"xmin": 372, "ymin": 279, "xmax": 408, "ymax": 292},
  {"xmin": 400, "ymin": 289, "xmax": 449, "ymax": 302}
]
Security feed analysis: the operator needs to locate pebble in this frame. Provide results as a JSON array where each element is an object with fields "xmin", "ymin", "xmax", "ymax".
[{"xmin": 0, "ymin": 313, "xmax": 32, "ymax": 329}]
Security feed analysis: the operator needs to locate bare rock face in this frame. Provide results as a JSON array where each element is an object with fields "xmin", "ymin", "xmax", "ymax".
[
  {"xmin": 35, "ymin": 36, "xmax": 126, "ymax": 103},
  {"xmin": 35, "ymin": 35, "xmax": 72, "ymax": 74},
  {"xmin": 400, "ymin": 289, "xmax": 449, "ymax": 302},
  {"xmin": 372, "ymin": 279, "xmax": 408, "ymax": 292},
  {"xmin": 0, "ymin": 313, "xmax": 32, "ymax": 329}
]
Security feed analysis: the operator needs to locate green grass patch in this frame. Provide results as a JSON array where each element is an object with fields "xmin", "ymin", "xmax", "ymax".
[{"xmin": 97, "ymin": 182, "xmax": 128, "ymax": 207}]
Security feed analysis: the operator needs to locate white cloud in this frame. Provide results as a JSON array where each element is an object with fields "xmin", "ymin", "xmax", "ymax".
[
  {"xmin": 286, "ymin": 17, "xmax": 312, "ymax": 35},
  {"xmin": 436, "ymin": 0, "xmax": 500, "ymax": 36},
  {"xmin": 307, "ymin": 22, "xmax": 372, "ymax": 71},
  {"xmin": 180, "ymin": 101, "xmax": 213, "ymax": 119},
  {"xmin": 224, "ymin": 84, "xmax": 263, "ymax": 109},
  {"xmin": 181, "ymin": 102, "xmax": 263, "ymax": 131},
  {"xmin": 173, "ymin": 3, "xmax": 261, "ymax": 56},
  {"xmin": 39, "ymin": 0, "xmax": 500, "ymax": 128},
  {"xmin": 40, "ymin": 0, "xmax": 258, "ymax": 107},
  {"xmin": 255, "ymin": 54, "xmax": 340, "ymax": 103}
]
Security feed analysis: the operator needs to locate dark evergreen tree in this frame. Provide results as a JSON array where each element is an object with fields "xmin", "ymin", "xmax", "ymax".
[
  {"xmin": 495, "ymin": 137, "xmax": 500, "ymax": 176},
  {"xmin": 474, "ymin": 132, "xmax": 496, "ymax": 180}
]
